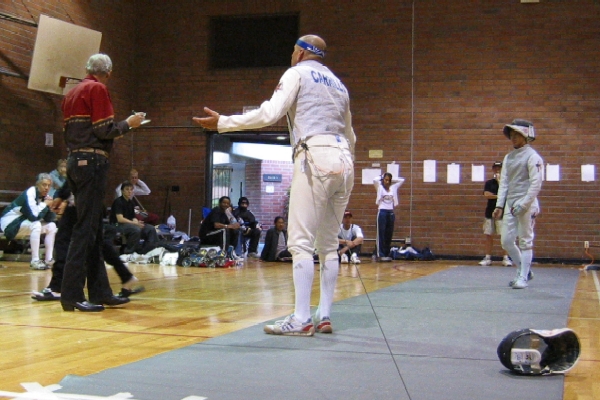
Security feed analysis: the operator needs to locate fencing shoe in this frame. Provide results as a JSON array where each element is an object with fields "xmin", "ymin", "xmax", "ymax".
[
  {"xmin": 315, "ymin": 316, "xmax": 333, "ymax": 333},
  {"xmin": 502, "ymin": 256, "xmax": 513, "ymax": 267},
  {"xmin": 264, "ymin": 314, "xmax": 315, "ymax": 336},
  {"xmin": 479, "ymin": 256, "xmax": 492, "ymax": 266},
  {"xmin": 512, "ymin": 277, "xmax": 528, "ymax": 289}
]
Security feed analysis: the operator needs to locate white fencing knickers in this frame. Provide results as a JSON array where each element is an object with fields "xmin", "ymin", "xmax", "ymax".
[
  {"xmin": 287, "ymin": 134, "xmax": 354, "ymax": 321},
  {"xmin": 501, "ymin": 203, "xmax": 538, "ymax": 280}
]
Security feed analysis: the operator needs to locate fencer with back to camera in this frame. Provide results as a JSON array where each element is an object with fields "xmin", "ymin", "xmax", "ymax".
[{"xmin": 193, "ymin": 34, "xmax": 355, "ymax": 336}]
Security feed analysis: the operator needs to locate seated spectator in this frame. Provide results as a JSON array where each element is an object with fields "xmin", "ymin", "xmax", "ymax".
[
  {"xmin": 115, "ymin": 168, "xmax": 160, "ymax": 225},
  {"xmin": 338, "ymin": 210, "xmax": 363, "ymax": 264},
  {"xmin": 199, "ymin": 196, "xmax": 240, "ymax": 252},
  {"xmin": 110, "ymin": 181, "xmax": 158, "ymax": 254},
  {"xmin": 0, "ymin": 173, "xmax": 57, "ymax": 270},
  {"xmin": 260, "ymin": 216, "xmax": 292, "ymax": 262},
  {"xmin": 48, "ymin": 158, "xmax": 67, "ymax": 197},
  {"xmin": 32, "ymin": 181, "xmax": 142, "ymax": 302},
  {"xmin": 233, "ymin": 196, "xmax": 262, "ymax": 257}
]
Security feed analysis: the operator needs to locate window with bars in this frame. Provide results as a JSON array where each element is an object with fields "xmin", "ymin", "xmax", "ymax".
[{"xmin": 212, "ymin": 166, "xmax": 232, "ymax": 207}]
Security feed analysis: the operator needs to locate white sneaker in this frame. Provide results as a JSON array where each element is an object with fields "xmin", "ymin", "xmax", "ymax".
[
  {"xmin": 479, "ymin": 257, "xmax": 492, "ymax": 266},
  {"xmin": 502, "ymin": 256, "xmax": 513, "ymax": 267},
  {"xmin": 340, "ymin": 254, "xmax": 349, "ymax": 264},
  {"xmin": 264, "ymin": 314, "xmax": 315, "ymax": 336},
  {"xmin": 230, "ymin": 249, "xmax": 244, "ymax": 261},
  {"xmin": 509, "ymin": 270, "xmax": 534, "ymax": 287},
  {"xmin": 350, "ymin": 253, "xmax": 361, "ymax": 264},
  {"xmin": 30, "ymin": 260, "xmax": 49, "ymax": 270},
  {"xmin": 512, "ymin": 277, "xmax": 528, "ymax": 289},
  {"xmin": 247, "ymin": 252, "xmax": 260, "ymax": 258},
  {"xmin": 315, "ymin": 316, "xmax": 333, "ymax": 333}
]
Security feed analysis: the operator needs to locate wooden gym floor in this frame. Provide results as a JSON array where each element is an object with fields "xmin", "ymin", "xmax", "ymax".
[{"xmin": 0, "ymin": 257, "xmax": 598, "ymax": 399}]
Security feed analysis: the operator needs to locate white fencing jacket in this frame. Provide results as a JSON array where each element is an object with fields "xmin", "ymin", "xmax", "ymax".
[{"xmin": 496, "ymin": 144, "xmax": 543, "ymax": 213}]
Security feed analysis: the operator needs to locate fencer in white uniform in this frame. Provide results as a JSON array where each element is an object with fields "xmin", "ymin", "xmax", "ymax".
[
  {"xmin": 193, "ymin": 35, "xmax": 356, "ymax": 335},
  {"xmin": 493, "ymin": 119, "xmax": 543, "ymax": 289}
]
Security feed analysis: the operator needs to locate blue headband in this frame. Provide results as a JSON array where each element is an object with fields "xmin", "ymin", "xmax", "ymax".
[{"xmin": 296, "ymin": 39, "xmax": 325, "ymax": 57}]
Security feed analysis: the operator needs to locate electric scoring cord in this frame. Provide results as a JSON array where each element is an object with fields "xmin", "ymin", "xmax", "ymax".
[{"xmin": 303, "ymin": 145, "xmax": 413, "ymax": 400}]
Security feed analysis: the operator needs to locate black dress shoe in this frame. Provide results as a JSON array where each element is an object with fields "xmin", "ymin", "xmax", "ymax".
[
  {"xmin": 61, "ymin": 301, "xmax": 105, "ymax": 312},
  {"xmin": 96, "ymin": 295, "xmax": 131, "ymax": 306},
  {"xmin": 118, "ymin": 286, "xmax": 145, "ymax": 298},
  {"xmin": 31, "ymin": 288, "xmax": 61, "ymax": 301}
]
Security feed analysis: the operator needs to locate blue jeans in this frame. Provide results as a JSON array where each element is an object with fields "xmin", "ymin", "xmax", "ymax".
[{"xmin": 377, "ymin": 209, "xmax": 395, "ymax": 257}]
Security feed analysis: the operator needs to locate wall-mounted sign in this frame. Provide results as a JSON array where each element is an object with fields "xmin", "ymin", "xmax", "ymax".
[
  {"xmin": 369, "ymin": 150, "xmax": 383, "ymax": 158},
  {"xmin": 263, "ymin": 174, "xmax": 282, "ymax": 182}
]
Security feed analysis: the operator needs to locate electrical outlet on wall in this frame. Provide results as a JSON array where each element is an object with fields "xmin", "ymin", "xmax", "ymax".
[{"xmin": 584, "ymin": 241, "xmax": 590, "ymax": 249}]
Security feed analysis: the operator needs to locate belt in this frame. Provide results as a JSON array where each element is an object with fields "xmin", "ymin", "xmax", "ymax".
[{"xmin": 71, "ymin": 148, "xmax": 109, "ymax": 158}]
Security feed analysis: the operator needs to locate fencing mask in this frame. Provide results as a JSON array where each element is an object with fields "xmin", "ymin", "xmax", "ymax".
[{"xmin": 497, "ymin": 328, "xmax": 580, "ymax": 375}]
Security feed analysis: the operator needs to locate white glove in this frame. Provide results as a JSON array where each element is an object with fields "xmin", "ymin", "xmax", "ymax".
[{"xmin": 510, "ymin": 204, "xmax": 527, "ymax": 216}]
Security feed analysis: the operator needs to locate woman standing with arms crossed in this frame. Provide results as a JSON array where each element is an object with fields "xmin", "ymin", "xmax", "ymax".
[{"xmin": 373, "ymin": 173, "xmax": 405, "ymax": 261}]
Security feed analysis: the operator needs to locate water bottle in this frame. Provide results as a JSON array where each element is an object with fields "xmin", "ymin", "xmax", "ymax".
[
  {"xmin": 167, "ymin": 215, "xmax": 176, "ymax": 234},
  {"xmin": 225, "ymin": 208, "xmax": 236, "ymax": 224}
]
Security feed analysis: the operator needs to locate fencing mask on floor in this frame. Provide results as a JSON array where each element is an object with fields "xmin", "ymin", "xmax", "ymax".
[{"xmin": 497, "ymin": 328, "xmax": 580, "ymax": 375}]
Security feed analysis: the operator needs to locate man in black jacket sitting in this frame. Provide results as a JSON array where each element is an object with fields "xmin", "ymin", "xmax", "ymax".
[
  {"xmin": 110, "ymin": 181, "xmax": 158, "ymax": 255},
  {"xmin": 199, "ymin": 196, "xmax": 240, "ymax": 251},
  {"xmin": 232, "ymin": 197, "xmax": 262, "ymax": 257}
]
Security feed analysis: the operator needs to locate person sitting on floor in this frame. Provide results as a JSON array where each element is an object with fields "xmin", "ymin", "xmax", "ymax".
[
  {"xmin": 260, "ymin": 216, "xmax": 292, "ymax": 262},
  {"xmin": 0, "ymin": 173, "xmax": 57, "ymax": 270},
  {"xmin": 338, "ymin": 210, "xmax": 363, "ymax": 264},
  {"xmin": 110, "ymin": 181, "xmax": 158, "ymax": 255},
  {"xmin": 232, "ymin": 196, "xmax": 262, "ymax": 257},
  {"xmin": 199, "ymin": 196, "xmax": 240, "ymax": 254}
]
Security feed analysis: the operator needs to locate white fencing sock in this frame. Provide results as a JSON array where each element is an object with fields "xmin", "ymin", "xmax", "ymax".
[
  {"xmin": 317, "ymin": 258, "xmax": 339, "ymax": 320},
  {"xmin": 293, "ymin": 259, "xmax": 315, "ymax": 322},
  {"xmin": 43, "ymin": 223, "xmax": 57, "ymax": 262},
  {"xmin": 504, "ymin": 246, "xmax": 521, "ymax": 280},
  {"xmin": 29, "ymin": 222, "xmax": 42, "ymax": 261},
  {"xmin": 520, "ymin": 249, "xmax": 533, "ymax": 280}
]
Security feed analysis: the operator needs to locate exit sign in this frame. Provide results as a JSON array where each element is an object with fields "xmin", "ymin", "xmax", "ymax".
[{"xmin": 263, "ymin": 174, "xmax": 282, "ymax": 182}]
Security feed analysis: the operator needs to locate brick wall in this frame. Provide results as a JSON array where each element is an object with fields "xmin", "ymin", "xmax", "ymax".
[
  {"xmin": 249, "ymin": 160, "xmax": 293, "ymax": 231},
  {"xmin": 2, "ymin": 0, "xmax": 600, "ymax": 260}
]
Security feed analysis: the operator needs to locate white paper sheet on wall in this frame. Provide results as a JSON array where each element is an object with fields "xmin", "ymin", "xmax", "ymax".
[
  {"xmin": 546, "ymin": 164, "xmax": 560, "ymax": 181},
  {"xmin": 472, "ymin": 165, "xmax": 484, "ymax": 182},
  {"xmin": 362, "ymin": 168, "xmax": 382, "ymax": 184},
  {"xmin": 447, "ymin": 163, "xmax": 460, "ymax": 184},
  {"xmin": 424, "ymin": 160, "xmax": 436, "ymax": 182},
  {"xmin": 581, "ymin": 164, "xmax": 595, "ymax": 182},
  {"xmin": 387, "ymin": 162, "xmax": 399, "ymax": 178}
]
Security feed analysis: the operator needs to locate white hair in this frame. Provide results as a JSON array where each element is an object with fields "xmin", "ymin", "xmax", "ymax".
[
  {"xmin": 86, "ymin": 53, "xmax": 112, "ymax": 76},
  {"xmin": 36, "ymin": 173, "xmax": 52, "ymax": 185}
]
